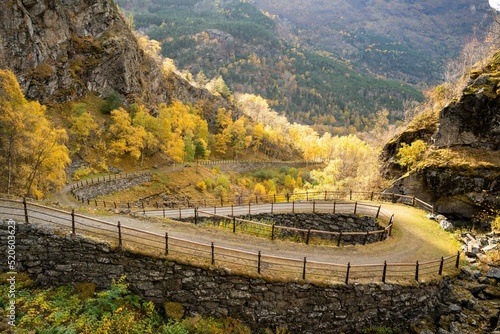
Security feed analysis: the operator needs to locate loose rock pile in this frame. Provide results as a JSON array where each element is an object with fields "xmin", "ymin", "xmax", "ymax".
[{"xmin": 412, "ymin": 231, "xmax": 500, "ymax": 333}]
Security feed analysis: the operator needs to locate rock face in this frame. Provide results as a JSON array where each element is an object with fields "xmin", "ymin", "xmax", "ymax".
[
  {"xmin": 0, "ymin": 0, "xmax": 233, "ymax": 126},
  {"xmin": 434, "ymin": 66, "xmax": 500, "ymax": 151},
  {"xmin": 382, "ymin": 52, "xmax": 500, "ymax": 220}
]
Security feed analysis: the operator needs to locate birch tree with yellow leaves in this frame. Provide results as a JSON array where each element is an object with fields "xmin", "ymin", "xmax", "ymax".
[{"xmin": 0, "ymin": 69, "xmax": 70, "ymax": 198}]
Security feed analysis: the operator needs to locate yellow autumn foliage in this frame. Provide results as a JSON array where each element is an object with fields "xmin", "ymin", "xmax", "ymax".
[{"xmin": 0, "ymin": 69, "xmax": 70, "ymax": 198}]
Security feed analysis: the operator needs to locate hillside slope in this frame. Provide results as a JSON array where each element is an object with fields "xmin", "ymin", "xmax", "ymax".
[
  {"xmin": 0, "ymin": 0, "xmax": 234, "ymax": 125},
  {"xmin": 381, "ymin": 51, "xmax": 500, "ymax": 221},
  {"xmin": 117, "ymin": 0, "xmax": 423, "ymax": 132},
  {"xmin": 253, "ymin": 0, "xmax": 491, "ymax": 84}
]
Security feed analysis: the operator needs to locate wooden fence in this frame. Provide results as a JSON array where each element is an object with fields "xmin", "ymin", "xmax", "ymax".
[
  {"xmin": 70, "ymin": 171, "xmax": 151, "ymax": 192},
  {"xmin": 70, "ymin": 185, "xmax": 436, "ymax": 215},
  {"xmin": 0, "ymin": 198, "xmax": 459, "ymax": 284},
  {"xmin": 171, "ymin": 201, "xmax": 394, "ymax": 246}
]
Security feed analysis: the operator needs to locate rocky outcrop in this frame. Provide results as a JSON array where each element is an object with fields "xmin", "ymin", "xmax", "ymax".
[
  {"xmin": 382, "ymin": 52, "xmax": 500, "ymax": 220},
  {"xmin": 389, "ymin": 166, "xmax": 500, "ymax": 219},
  {"xmin": 0, "ymin": 0, "xmax": 234, "ymax": 127},
  {"xmin": 412, "ymin": 232, "xmax": 500, "ymax": 333},
  {"xmin": 434, "ymin": 62, "xmax": 500, "ymax": 151},
  {"xmin": 0, "ymin": 0, "xmax": 151, "ymax": 102}
]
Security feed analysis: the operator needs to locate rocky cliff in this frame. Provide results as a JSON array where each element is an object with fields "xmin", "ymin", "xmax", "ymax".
[
  {"xmin": 382, "ymin": 52, "xmax": 500, "ymax": 221},
  {"xmin": 0, "ymin": 0, "xmax": 232, "ymax": 124}
]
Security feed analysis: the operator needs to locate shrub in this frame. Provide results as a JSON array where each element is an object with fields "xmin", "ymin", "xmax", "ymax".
[
  {"xmin": 196, "ymin": 180, "xmax": 207, "ymax": 191},
  {"xmin": 100, "ymin": 91, "xmax": 121, "ymax": 114}
]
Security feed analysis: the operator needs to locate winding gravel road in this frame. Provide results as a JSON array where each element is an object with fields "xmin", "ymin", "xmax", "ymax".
[{"xmin": 4, "ymin": 191, "xmax": 459, "ymax": 267}]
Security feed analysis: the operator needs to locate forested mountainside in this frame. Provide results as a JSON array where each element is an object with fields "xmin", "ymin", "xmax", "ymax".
[
  {"xmin": 116, "ymin": 0, "xmax": 424, "ymax": 134},
  {"xmin": 253, "ymin": 0, "xmax": 491, "ymax": 84}
]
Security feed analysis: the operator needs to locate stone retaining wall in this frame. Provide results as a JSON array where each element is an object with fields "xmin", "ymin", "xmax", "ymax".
[
  {"xmin": 250, "ymin": 213, "xmax": 383, "ymax": 244},
  {"xmin": 72, "ymin": 174, "xmax": 151, "ymax": 201},
  {"xmin": 193, "ymin": 213, "xmax": 384, "ymax": 244},
  {"xmin": 0, "ymin": 220, "xmax": 445, "ymax": 333}
]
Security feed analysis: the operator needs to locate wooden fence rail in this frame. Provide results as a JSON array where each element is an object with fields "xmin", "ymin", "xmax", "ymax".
[
  {"xmin": 0, "ymin": 198, "xmax": 459, "ymax": 284},
  {"xmin": 193, "ymin": 202, "xmax": 393, "ymax": 245},
  {"xmin": 71, "ymin": 186, "xmax": 436, "ymax": 216}
]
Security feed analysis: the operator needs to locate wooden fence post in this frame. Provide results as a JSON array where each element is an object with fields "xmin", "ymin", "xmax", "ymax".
[
  {"xmin": 333, "ymin": 201, "xmax": 336, "ymax": 214},
  {"xmin": 211, "ymin": 242, "xmax": 215, "ymax": 265},
  {"xmin": 376, "ymin": 206, "xmax": 381, "ymax": 218},
  {"xmin": 338, "ymin": 231, "xmax": 343, "ymax": 246},
  {"xmin": 306, "ymin": 228, "xmax": 311, "ymax": 245},
  {"xmin": 349, "ymin": 190, "xmax": 352, "ymax": 201},
  {"xmin": 382, "ymin": 261, "xmax": 387, "ymax": 283},
  {"xmin": 258, "ymin": 251, "xmax": 261, "ymax": 274},
  {"xmin": 165, "ymin": 233, "xmax": 169, "ymax": 255},
  {"xmin": 23, "ymin": 197, "xmax": 29, "ymax": 224},
  {"xmin": 354, "ymin": 201, "xmax": 358, "ymax": 214},
  {"xmin": 271, "ymin": 224, "xmax": 275, "ymax": 240},
  {"xmin": 389, "ymin": 220, "xmax": 394, "ymax": 237},
  {"xmin": 117, "ymin": 221, "xmax": 122, "ymax": 248},
  {"xmin": 415, "ymin": 261, "xmax": 419, "ymax": 281},
  {"xmin": 455, "ymin": 251, "xmax": 460, "ymax": 268},
  {"xmin": 313, "ymin": 200, "xmax": 316, "ymax": 213},
  {"xmin": 71, "ymin": 209, "xmax": 76, "ymax": 235},
  {"xmin": 302, "ymin": 257, "xmax": 307, "ymax": 280},
  {"xmin": 439, "ymin": 257, "xmax": 444, "ymax": 275},
  {"xmin": 194, "ymin": 208, "xmax": 198, "ymax": 225},
  {"xmin": 232, "ymin": 216, "xmax": 236, "ymax": 233},
  {"xmin": 345, "ymin": 262, "xmax": 351, "ymax": 284},
  {"xmin": 292, "ymin": 201, "xmax": 295, "ymax": 213}
]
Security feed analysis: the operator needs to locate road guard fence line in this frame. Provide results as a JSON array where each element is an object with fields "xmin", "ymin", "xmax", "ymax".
[
  {"xmin": 70, "ymin": 185, "xmax": 436, "ymax": 215},
  {"xmin": 0, "ymin": 197, "xmax": 459, "ymax": 284},
  {"xmin": 151, "ymin": 201, "xmax": 394, "ymax": 246}
]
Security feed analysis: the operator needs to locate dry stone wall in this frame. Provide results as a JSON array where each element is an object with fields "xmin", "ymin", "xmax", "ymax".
[
  {"xmin": 72, "ymin": 174, "xmax": 151, "ymax": 201},
  {"xmin": 193, "ymin": 213, "xmax": 384, "ymax": 245},
  {"xmin": 0, "ymin": 220, "xmax": 447, "ymax": 333}
]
